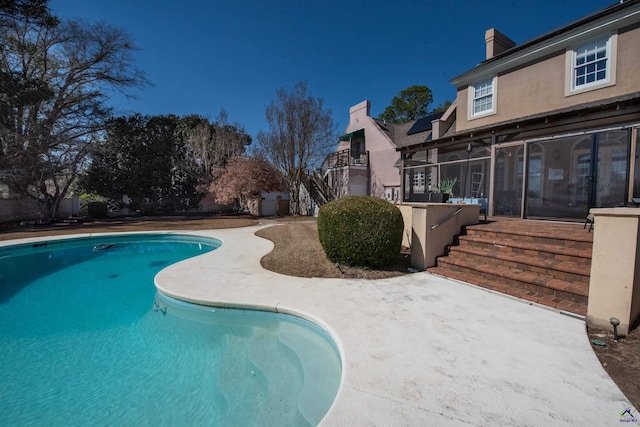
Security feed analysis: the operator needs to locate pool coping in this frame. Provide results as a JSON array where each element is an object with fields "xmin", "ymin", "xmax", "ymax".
[{"xmin": 2, "ymin": 225, "xmax": 636, "ymax": 425}]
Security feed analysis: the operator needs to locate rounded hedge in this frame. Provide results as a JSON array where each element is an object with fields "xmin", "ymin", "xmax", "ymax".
[
  {"xmin": 317, "ymin": 196, "xmax": 404, "ymax": 268},
  {"xmin": 87, "ymin": 201, "xmax": 108, "ymax": 219},
  {"xmin": 139, "ymin": 202, "xmax": 156, "ymax": 216}
]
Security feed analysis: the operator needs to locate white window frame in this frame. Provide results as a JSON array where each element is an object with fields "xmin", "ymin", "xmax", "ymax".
[
  {"xmin": 412, "ymin": 170, "xmax": 426, "ymax": 194},
  {"xmin": 469, "ymin": 76, "xmax": 497, "ymax": 119},
  {"xmin": 565, "ymin": 31, "xmax": 617, "ymax": 96}
]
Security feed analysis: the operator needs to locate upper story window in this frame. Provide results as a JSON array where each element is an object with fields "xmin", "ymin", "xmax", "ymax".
[
  {"xmin": 470, "ymin": 77, "xmax": 496, "ymax": 118},
  {"xmin": 566, "ymin": 32, "xmax": 617, "ymax": 96},
  {"xmin": 574, "ymin": 37, "xmax": 608, "ymax": 87}
]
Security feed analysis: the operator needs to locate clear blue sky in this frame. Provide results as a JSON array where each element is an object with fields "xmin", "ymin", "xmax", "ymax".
[{"xmin": 50, "ymin": 0, "xmax": 613, "ymax": 140}]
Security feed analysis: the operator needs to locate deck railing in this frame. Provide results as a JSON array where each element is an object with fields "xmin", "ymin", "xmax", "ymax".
[{"xmin": 322, "ymin": 149, "xmax": 369, "ymax": 171}]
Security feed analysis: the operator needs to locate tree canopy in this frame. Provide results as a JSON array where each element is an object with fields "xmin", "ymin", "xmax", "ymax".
[
  {"xmin": 0, "ymin": 1, "xmax": 148, "ymax": 219},
  {"xmin": 256, "ymin": 81, "xmax": 335, "ymax": 214},
  {"xmin": 0, "ymin": 0, "xmax": 56, "ymax": 25},
  {"xmin": 78, "ymin": 114, "xmax": 200, "ymax": 211},
  {"xmin": 378, "ymin": 85, "xmax": 440, "ymax": 124},
  {"xmin": 78, "ymin": 113, "xmax": 251, "ymax": 212},
  {"xmin": 432, "ymin": 100, "xmax": 452, "ymax": 114}
]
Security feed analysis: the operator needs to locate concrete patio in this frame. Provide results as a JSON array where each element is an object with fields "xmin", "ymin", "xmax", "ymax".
[{"xmin": 150, "ymin": 223, "xmax": 635, "ymax": 426}]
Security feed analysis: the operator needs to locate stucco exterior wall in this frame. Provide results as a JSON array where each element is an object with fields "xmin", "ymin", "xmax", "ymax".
[
  {"xmin": 368, "ymin": 148, "xmax": 400, "ymax": 198},
  {"xmin": 456, "ymin": 23, "xmax": 640, "ymax": 132},
  {"xmin": 327, "ymin": 168, "xmax": 350, "ymax": 199},
  {"xmin": 408, "ymin": 203, "xmax": 480, "ymax": 270},
  {"xmin": 587, "ymin": 208, "xmax": 640, "ymax": 335},
  {"xmin": 347, "ymin": 168, "xmax": 369, "ymax": 196},
  {"xmin": 398, "ymin": 204, "xmax": 413, "ymax": 248},
  {"xmin": 339, "ymin": 101, "xmax": 401, "ymax": 198}
]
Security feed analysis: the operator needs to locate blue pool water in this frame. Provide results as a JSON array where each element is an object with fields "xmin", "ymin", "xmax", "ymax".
[{"xmin": 0, "ymin": 234, "xmax": 341, "ymax": 426}]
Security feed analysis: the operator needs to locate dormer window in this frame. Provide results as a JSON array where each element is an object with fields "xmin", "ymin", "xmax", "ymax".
[
  {"xmin": 470, "ymin": 77, "xmax": 496, "ymax": 118},
  {"xmin": 566, "ymin": 32, "xmax": 617, "ymax": 96}
]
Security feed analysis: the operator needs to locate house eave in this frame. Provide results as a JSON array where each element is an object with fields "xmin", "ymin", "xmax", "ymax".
[
  {"xmin": 398, "ymin": 93, "xmax": 640, "ymax": 152},
  {"xmin": 450, "ymin": 1, "xmax": 640, "ymax": 87}
]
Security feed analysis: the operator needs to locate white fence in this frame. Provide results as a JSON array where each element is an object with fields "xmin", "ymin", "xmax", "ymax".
[{"xmin": 0, "ymin": 197, "xmax": 79, "ymax": 223}]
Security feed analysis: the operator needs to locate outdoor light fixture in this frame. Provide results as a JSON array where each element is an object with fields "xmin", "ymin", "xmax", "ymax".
[{"xmin": 610, "ymin": 317, "xmax": 621, "ymax": 341}]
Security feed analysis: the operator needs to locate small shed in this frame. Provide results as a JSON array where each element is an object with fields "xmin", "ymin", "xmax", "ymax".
[{"xmin": 247, "ymin": 192, "xmax": 290, "ymax": 217}]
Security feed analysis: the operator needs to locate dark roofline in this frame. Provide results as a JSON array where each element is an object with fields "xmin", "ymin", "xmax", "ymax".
[
  {"xmin": 451, "ymin": 0, "xmax": 640, "ymax": 83},
  {"xmin": 397, "ymin": 93, "xmax": 640, "ymax": 152}
]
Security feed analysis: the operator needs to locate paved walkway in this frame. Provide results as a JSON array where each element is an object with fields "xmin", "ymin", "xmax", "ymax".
[{"xmin": 152, "ymin": 224, "xmax": 634, "ymax": 426}]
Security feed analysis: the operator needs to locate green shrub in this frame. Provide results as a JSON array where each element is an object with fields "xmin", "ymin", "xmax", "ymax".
[
  {"xmin": 317, "ymin": 196, "xmax": 404, "ymax": 268},
  {"xmin": 139, "ymin": 202, "xmax": 156, "ymax": 216},
  {"xmin": 87, "ymin": 201, "xmax": 108, "ymax": 219},
  {"xmin": 79, "ymin": 193, "xmax": 106, "ymax": 204}
]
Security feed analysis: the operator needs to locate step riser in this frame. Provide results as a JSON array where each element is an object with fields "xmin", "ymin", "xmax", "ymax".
[
  {"xmin": 437, "ymin": 257, "xmax": 587, "ymax": 297},
  {"xmin": 458, "ymin": 239, "xmax": 591, "ymax": 266},
  {"xmin": 464, "ymin": 229, "xmax": 592, "ymax": 252},
  {"xmin": 445, "ymin": 249, "xmax": 590, "ymax": 284},
  {"xmin": 428, "ymin": 267, "xmax": 588, "ymax": 316},
  {"xmin": 436, "ymin": 262, "xmax": 588, "ymax": 305}
]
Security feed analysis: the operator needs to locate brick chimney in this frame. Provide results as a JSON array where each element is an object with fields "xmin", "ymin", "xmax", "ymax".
[{"xmin": 485, "ymin": 28, "xmax": 515, "ymax": 60}]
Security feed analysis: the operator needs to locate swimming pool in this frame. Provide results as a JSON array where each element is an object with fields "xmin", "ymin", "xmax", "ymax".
[{"xmin": 0, "ymin": 234, "xmax": 341, "ymax": 426}]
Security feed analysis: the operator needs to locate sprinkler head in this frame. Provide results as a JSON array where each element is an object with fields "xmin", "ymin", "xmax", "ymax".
[{"xmin": 610, "ymin": 317, "xmax": 621, "ymax": 341}]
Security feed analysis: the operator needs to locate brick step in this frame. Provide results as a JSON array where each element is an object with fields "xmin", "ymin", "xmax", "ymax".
[
  {"xmin": 433, "ymin": 256, "xmax": 589, "ymax": 299},
  {"xmin": 464, "ymin": 229, "xmax": 593, "ymax": 252},
  {"xmin": 445, "ymin": 245, "xmax": 590, "ymax": 284},
  {"xmin": 428, "ymin": 220, "xmax": 592, "ymax": 318},
  {"xmin": 427, "ymin": 266, "xmax": 587, "ymax": 317},
  {"xmin": 464, "ymin": 222, "xmax": 593, "ymax": 252},
  {"xmin": 457, "ymin": 234, "xmax": 592, "ymax": 264}
]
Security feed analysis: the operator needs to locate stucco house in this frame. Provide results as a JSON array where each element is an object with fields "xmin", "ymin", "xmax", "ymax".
[
  {"xmin": 321, "ymin": 100, "xmax": 442, "ymax": 202},
  {"xmin": 399, "ymin": 0, "xmax": 640, "ymax": 221}
]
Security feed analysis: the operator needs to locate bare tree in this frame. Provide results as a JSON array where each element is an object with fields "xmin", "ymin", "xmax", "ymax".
[
  {"xmin": 0, "ymin": 12, "xmax": 148, "ymax": 219},
  {"xmin": 257, "ymin": 81, "xmax": 335, "ymax": 214},
  {"xmin": 184, "ymin": 110, "xmax": 251, "ymax": 190}
]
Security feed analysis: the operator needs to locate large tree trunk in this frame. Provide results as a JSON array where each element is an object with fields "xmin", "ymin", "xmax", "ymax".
[{"xmin": 290, "ymin": 181, "xmax": 301, "ymax": 215}]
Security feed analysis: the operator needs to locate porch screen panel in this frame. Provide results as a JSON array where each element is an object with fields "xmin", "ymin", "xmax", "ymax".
[
  {"xmin": 527, "ymin": 129, "xmax": 630, "ymax": 218},
  {"xmin": 595, "ymin": 130, "xmax": 629, "ymax": 207},
  {"xmin": 437, "ymin": 146, "xmax": 464, "ymax": 163},
  {"xmin": 440, "ymin": 163, "xmax": 464, "ymax": 198},
  {"xmin": 467, "ymin": 159, "xmax": 489, "ymax": 198},
  {"xmin": 403, "ymin": 149, "xmax": 436, "ymax": 202},
  {"xmin": 404, "ymin": 165, "xmax": 438, "ymax": 202},
  {"xmin": 438, "ymin": 146, "xmax": 471, "ymax": 198},
  {"xmin": 526, "ymin": 136, "xmax": 590, "ymax": 219},
  {"xmin": 494, "ymin": 145, "xmax": 523, "ymax": 217},
  {"xmin": 635, "ymin": 129, "xmax": 640, "ymax": 199}
]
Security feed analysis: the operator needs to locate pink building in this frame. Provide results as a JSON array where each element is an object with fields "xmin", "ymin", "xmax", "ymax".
[{"xmin": 322, "ymin": 100, "xmax": 442, "ymax": 202}]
